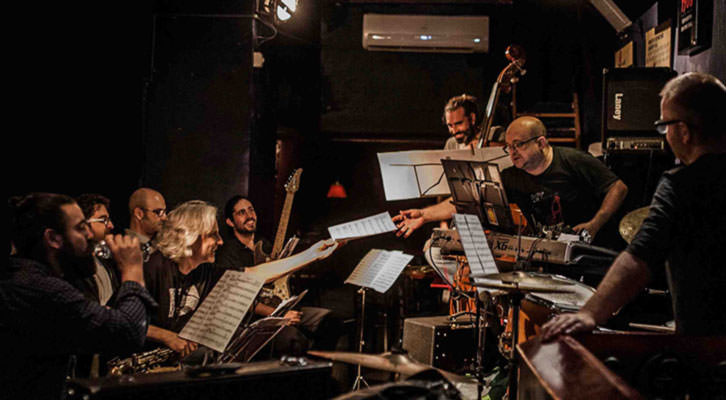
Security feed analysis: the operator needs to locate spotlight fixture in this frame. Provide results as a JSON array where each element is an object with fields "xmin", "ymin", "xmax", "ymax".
[{"xmin": 257, "ymin": 0, "xmax": 298, "ymax": 24}]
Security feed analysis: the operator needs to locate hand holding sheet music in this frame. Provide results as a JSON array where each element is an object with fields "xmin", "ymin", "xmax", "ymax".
[
  {"xmin": 345, "ymin": 249, "xmax": 414, "ymax": 293},
  {"xmin": 328, "ymin": 212, "xmax": 397, "ymax": 241}
]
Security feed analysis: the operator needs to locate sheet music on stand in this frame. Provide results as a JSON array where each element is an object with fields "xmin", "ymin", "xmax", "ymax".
[
  {"xmin": 345, "ymin": 249, "xmax": 414, "ymax": 293},
  {"xmin": 452, "ymin": 214, "xmax": 499, "ymax": 293},
  {"xmin": 270, "ymin": 289, "xmax": 308, "ymax": 317},
  {"xmin": 328, "ymin": 212, "xmax": 397, "ymax": 241},
  {"xmin": 178, "ymin": 271, "xmax": 265, "ymax": 353}
]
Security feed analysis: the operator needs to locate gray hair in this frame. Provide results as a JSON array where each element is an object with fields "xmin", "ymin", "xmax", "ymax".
[
  {"xmin": 660, "ymin": 72, "xmax": 726, "ymax": 145},
  {"xmin": 155, "ymin": 200, "xmax": 218, "ymax": 263}
]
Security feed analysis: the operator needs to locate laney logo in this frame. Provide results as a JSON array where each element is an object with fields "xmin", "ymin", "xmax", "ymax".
[{"xmin": 613, "ymin": 93, "xmax": 623, "ymax": 120}]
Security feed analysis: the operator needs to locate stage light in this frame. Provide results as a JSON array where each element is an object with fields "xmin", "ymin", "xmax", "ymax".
[{"xmin": 276, "ymin": 0, "xmax": 298, "ymax": 22}]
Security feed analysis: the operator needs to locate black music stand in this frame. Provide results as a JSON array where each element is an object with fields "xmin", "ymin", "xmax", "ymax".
[{"xmin": 441, "ymin": 159, "xmax": 517, "ymax": 234}]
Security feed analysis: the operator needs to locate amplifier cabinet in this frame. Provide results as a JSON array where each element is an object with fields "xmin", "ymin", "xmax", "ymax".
[
  {"xmin": 67, "ymin": 359, "xmax": 333, "ymax": 400},
  {"xmin": 402, "ymin": 315, "xmax": 476, "ymax": 374}
]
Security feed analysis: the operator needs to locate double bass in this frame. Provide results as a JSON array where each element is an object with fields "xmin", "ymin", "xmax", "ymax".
[{"xmin": 481, "ymin": 44, "xmax": 526, "ymax": 146}]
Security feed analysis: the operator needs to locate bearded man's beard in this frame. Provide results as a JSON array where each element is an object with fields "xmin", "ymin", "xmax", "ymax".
[
  {"xmin": 455, "ymin": 126, "xmax": 477, "ymax": 144},
  {"xmin": 59, "ymin": 241, "xmax": 97, "ymax": 279}
]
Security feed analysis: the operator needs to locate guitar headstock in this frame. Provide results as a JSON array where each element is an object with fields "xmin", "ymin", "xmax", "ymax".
[{"xmin": 284, "ymin": 168, "xmax": 303, "ymax": 193}]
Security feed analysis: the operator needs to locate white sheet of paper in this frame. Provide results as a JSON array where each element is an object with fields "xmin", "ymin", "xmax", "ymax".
[
  {"xmin": 345, "ymin": 249, "xmax": 414, "ymax": 293},
  {"xmin": 328, "ymin": 212, "xmax": 397, "ymax": 241},
  {"xmin": 377, "ymin": 147, "xmax": 513, "ymax": 201},
  {"xmin": 178, "ymin": 271, "xmax": 265, "ymax": 353},
  {"xmin": 453, "ymin": 214, "xmax": 499, "ymax": 293}
]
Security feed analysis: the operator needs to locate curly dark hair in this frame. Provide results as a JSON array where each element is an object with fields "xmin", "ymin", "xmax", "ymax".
[
  {"xmin": 9, "ymin": 193, "xmax": 76, "ymax": 258},
  {"xmin": 76, "ymin": 193, "xmax": 111, "ymax": 219}
]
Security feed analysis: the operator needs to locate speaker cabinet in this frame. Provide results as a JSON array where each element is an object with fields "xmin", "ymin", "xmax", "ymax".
[
  {"xmin": 402, "ymin": 315, "xmax": 476, "ymax": 374},
  {"xmin": 601, "ymin": 67, "xmax": 677, "ymax": 147}
]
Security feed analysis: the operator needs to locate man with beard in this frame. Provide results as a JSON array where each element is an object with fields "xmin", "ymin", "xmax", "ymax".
[
  {"xmin": 75, "ymin": 193, "xmax": 119, "ymax": 305},
  {"xmin": 215, "ymin": 195, "xmax": 343, "ymax": 356},
  {"xmin": 443, "ymin": 94, "xmax": 483, "ymax": 150},
  {"xmin": 2, "ymin": 193, "xmax": 155, "ymax": 399},
  {"xmin": 127, "ymin": 187, "xmax": 167, "ymax": 251}
]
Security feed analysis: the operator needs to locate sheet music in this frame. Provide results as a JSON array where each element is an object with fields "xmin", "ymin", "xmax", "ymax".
[
  {"xmin": 345, "ymin": 249, "xmax": 414, "ymax": 293},
  {"xmin": 328, "ymin": 212, "xmax": 397, "ymax": 241},
  {"xmin": 179, "ymin": 271, "xmax": 265, "ymax": 353},
  {"xmin": 453, "ymin": 214, "xmax": 499, "ymax": 293},
  {"xmin": 271, "ymin": 289, "xmax": 308, "ymax": 317}
]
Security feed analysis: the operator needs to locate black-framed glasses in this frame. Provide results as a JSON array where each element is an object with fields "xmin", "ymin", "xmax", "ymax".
[
  {"xmin": 87, "ymin": 216, "xmax": 112, "ymax": 226},
  {"xmin": 503, "ymin": 136, "xmax": 542, "ymax": 154},
  {"xmin": 654, "ymin": 119, "xmax": 683, "ymax": 134},
  {"xmin": 143, "ymin": 208, "xmax": 167, "ymax": 218}
]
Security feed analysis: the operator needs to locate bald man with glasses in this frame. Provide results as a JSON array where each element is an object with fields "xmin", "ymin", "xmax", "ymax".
[
  {"xmin": 394, "ymin": 116, "xmax": 628, "ymax": 249},
  {"xmin": 127, "ymin": 188, "xmax": 168, "ymax": 249}
]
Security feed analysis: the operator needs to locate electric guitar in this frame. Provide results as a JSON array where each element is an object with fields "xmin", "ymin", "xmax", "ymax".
[{"xmin": 254, "ymin": 168, "xmax": 302, "ymax": 307}]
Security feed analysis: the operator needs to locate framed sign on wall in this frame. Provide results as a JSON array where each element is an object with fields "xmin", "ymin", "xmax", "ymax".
[{"xmin": 677, "ymin": 0, "xmax": 713, "ymax": 55}]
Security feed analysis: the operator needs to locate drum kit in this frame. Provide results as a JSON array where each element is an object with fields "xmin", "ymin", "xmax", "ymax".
[{"xmin": 310, "ymin": 207, "xmax": 651, "ymax": 398}]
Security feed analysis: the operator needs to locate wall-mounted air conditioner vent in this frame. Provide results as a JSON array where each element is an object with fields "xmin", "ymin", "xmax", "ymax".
[{"xmin": 362, "ymin": 14, "xmax": 489, "ymax": 54}]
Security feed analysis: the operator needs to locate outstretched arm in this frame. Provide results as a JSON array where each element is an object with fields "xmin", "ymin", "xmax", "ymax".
[
  {"xmin": 392, "ymin": 197, "xmax": 457, "ymax": 238},
  {"xmin": 244, "ymin": 239, "xmax": 338, "ymax": 283},
  {"xmin": 573, "ymin": 180, "xmax": 628, "ymax": 238},
  {"xmin": 541, "ymin": 251, "xmax": 650, "ymax": 340}
]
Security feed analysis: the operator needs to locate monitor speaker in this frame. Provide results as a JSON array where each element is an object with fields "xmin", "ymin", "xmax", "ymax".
[{"xmin": 601, "ymin": 67, "xmax": 677, "ymax": 147}]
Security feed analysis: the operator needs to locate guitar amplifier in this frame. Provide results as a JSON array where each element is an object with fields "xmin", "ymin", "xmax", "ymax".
[
  {"xmin": 66, "ymin": 359, "xmax": 332, "ymax": 400},
  {"xmin": 402, "ymin": 315, "xmax": 476, "ymax": 374}
]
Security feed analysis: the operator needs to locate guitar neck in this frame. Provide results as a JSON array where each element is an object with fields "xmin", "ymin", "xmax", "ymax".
[{"xmin": 271, "ymin": 192, "xmax": 295, "ymax": 259}]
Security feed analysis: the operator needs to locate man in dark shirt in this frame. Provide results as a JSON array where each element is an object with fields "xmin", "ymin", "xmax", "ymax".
[
  {"xmin": 542, "ymin": 72, "xmax": 726, "ymax": 337},
  {"xmin": 216, "ymin": 196, "xmax": 342, "ymax": 355},
  {"xmin": 394, "ymin": 116, "xmax": 628, "ymax": 248},
  {"xmin": 2, "ymin": 193, "xmax": 155, "ymax": 399}
]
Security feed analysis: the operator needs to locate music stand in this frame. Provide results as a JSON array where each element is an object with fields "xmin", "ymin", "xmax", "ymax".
[
  {"xmin": 218, "ymin": 317, "xmax": 288, "ymax": 363},
  {"xmin": 441, "ymin": 159, "xmax": 516, "ymax": 234}
]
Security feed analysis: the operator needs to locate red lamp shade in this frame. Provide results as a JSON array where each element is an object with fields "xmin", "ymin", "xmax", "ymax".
[{"xmin": 326, "ymin": 181, "xmax": 347, "ymax": 198}]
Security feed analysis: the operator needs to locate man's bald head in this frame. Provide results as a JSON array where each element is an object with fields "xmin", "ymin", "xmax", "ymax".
[
  {"xmin": 505, "ymin": 116, "xmax": 547, "ymax": 141},
  {"xmin": 128, "ymin": 188, "xmax": 167, "ymax": 238},
  {"xmin": 129, "ymin": 188, "xmax": 164, "ymax": 213}
]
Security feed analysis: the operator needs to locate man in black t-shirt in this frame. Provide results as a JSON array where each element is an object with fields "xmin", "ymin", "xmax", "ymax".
[
  {"xmin": 500, "ymin": 117, "xmax": 628, "ymax": 247},
  {"xmin": 216, "ymin": 195, "xmax": 342, "ymax": 356},
  {"xmin": 542, "ymin": 72, "xmax": 726, "ymax": 337},
  {"xmin": 394, "ymin": 116, "xmax": 628, "ymax": 248}
]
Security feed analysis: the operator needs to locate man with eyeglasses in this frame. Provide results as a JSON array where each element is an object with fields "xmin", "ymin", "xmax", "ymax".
[
  {"xmin": 3, "ymin": 193, "xmax": 155, "ymax": 399},
  {"xmin": 395, "ymin": 116, "xmax": 628, "ymax": 249},
  {"xmin": 75, "ymin": 193, "xmax": 119, "ymax": 305},
  {"xmin": 127, "ymin": 187, "xmax": 167, "ymax": 250},
  {"xmin": 542, "ymin": 72, "xmax": 726, "ymax": 338}
]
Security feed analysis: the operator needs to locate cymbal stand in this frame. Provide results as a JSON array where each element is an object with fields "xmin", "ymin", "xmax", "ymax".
[
  {"xmin": 506, "ymin": 288, "xmax": 525, "ymax": 400},
  {"xmin": 352, "ymin": 287, "xmax": 370, "ymax": 391}
]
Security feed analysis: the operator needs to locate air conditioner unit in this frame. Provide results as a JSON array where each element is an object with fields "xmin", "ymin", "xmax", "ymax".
[{"xmin": 362, "ymin": 14, "xmax": 489, "ymax": 54}]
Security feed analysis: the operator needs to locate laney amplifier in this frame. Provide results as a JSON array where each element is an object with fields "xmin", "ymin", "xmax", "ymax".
[
  {"xmin": 402, "ymin": 315, "xmax": 476, "ymax": 374},
  {"xmin": 605, "ymin": 137, "xmax": 666, "ymax": 153},
  {"xmin": 601, "ymin": 67, "xmax": 677, "ymax": 148}
]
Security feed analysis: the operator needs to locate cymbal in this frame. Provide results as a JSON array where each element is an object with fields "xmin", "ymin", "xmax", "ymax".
[
  {"xmin": 470, "ymin": 271, "xmax": 574, "ymax": 285},
  {"xmin": 470, "ymin": 281, "xmax": 574, "ymax": 293},
  {"xmin": 307, "ymin": 350, "xmax": 427, "ymax": 376},
  {"xmin": 307, "ymin": 351, "xmax": 476, "ymax": 384},
  {"xmin": 619, "ymin": 206, "xmax": 650, "ymax": 244}
]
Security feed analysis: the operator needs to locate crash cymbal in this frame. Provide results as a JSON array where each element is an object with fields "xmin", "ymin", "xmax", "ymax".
[
  {"xmin": 619, "ymin": 206, "xmax": 650, "ymax": 244},
  {"xmin": 469, "ymin": 271, "xmax": 575, "ymax": 286},
  {"xmin": 307, "ymin": 350, "xmax": 427, "ymax": 376},
  {"xmin": 307, "ymin": 351, "xmax": 477, "ymax": 384}
]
